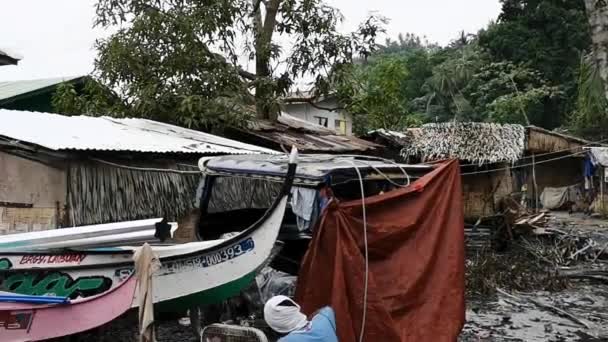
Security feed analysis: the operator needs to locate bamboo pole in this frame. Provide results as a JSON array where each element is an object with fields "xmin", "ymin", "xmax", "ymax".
[
  {"xmin": 602, "ymin": 166, "xmax": 605, "ymax": 217},
  {"xmin": 532, "ymin": 153, "xmax": 538, "ymax": 212}
]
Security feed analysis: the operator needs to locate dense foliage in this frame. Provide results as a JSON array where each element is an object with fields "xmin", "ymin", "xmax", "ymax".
[
  {"xmin": 54, "ymin": 0, "xmax": 608, "ymax": 139},
  {"xmin": 337, "ymin": 0, "xmax": 606, "ymax": 137},
  {"xmin": 53, "ymin": 0, "xmax": 385, "ymax": 129}
]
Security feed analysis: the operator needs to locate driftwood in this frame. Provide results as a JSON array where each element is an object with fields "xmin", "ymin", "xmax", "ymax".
[
  {"xmin": 569, "ymin": 240, "xmax": 596, "ymax": 260},
  {"xmin": 592, "ymin": 242, "xmax": 608, "ymax": 263},
  {"xmin": 496, "ymin": 288, "xmax": 591, "ymax": 329},
  {"xmin": 558, "ymin": 269, "xmax": 608, "ymax": 284}
]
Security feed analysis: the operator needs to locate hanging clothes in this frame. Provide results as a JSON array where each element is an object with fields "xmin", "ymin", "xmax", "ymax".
[
  {"xmin": 584, "ymin": 155, "xmax": 597, "ymax": 178},
  {"xmin": 290, "ymin": 187, "xmax": 318, "ymax": 232},
  {"xmin": 584, "ymin": 155, "xmax": 597, "ymax": 190}
]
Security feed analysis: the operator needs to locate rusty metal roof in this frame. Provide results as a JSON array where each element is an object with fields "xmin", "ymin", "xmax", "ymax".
[
  {"xmin": 0, "ymin": 109, "xmax": 277, "ymax": 155},
  {"xmin": 231, "ymin": 113, "xmax": 381, "ymax": 153}
]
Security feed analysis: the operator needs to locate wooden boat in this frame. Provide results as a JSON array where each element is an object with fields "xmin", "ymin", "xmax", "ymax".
[
  {"xmin": 0, "ymin": 276, "xmax": 137, "ymax": 342},
  {"xmin": 0, "ymin": 149, "xmax": 297, "ymax": 341}
]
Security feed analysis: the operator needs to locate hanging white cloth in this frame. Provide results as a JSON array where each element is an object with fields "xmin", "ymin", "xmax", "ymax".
[
  {"xmin": 290, "ymin": 187, "xmax": 318, "ymax": 232},
  {"xmin": 134, "ymin": 243, "xmax": 161, "ymax": 342}
]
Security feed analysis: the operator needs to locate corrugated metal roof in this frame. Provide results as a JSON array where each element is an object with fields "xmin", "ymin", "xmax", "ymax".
[
  {"xmin": 0, "ymin": 48, "xmax": 21, "ymax": 66},
  {"xmin": 0, "ymin": 76, "xmax": 82, "ymax": 102},
  {"xmin": 0, "ymin": 109, "xmax": 277, "ymax": 155}
]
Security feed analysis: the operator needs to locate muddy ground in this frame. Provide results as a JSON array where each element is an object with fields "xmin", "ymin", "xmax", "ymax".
[
  {"xmin": 460, "ymin": 212, "xmax": 608, "ymax": 342},
  {"xmin": 63, "ymin": 212, "xmax": 608, "ymax": 342},
  {"xmin": 460, "ymin": 285, "xmax": 608, "ymax": 341}
]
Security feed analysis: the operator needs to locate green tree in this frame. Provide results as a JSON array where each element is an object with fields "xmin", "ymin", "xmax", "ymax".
[
  {"xmin": 337, "ymin": 51, "xmax": 433, "ymax": 134},
  {"xmin": 379, "ymin": 33, "xmax": 439, "ymax": 56},
  {"xmin": 570, "ymin": 55, "xmax": 608, "ymax": 138},
  {"xmin": 478, "ymin": 0, "xmax": 591, "ymax": 125},
  {"xmin": 54, "ymin": 0, "xmax": 385, "ymax": 130},
  {"xmin": 422, "ymin": 40, "xmax": 486, "ymax": 121},
  {"xmin": 465, "ymin": 62, "xmax": 564, "ymax": 126}
]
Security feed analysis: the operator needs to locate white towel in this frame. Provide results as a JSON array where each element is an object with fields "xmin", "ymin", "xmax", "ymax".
[
  {"xmin": 134, "ymin": 243, "xmax": 161, "ymax": 342},
  {"xmin": 264, "ymin": 295, "xmax": 308, "ymax": 334}
]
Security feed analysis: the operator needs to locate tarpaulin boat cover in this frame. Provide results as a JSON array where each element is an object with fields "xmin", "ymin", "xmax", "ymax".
[{"xmin": 296, "ymin": 160, "xmax": 465, "ymax": 342}]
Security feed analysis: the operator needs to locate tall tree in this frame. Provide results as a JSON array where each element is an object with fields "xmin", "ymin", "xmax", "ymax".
[
  {"xmin": 478, "ymin": 0, "xmax": 591, "ymax": 126},
  {"xmin": 583, "ymin": 0, "xmax": 608, "ymax": 101},
  {"xmin": 422, "ymin": 40, "xmax": 486, "ymax": 121},
  {"xmin": 570, "ymin": 54, "xmax": 608, "ymax": 137},
  {"xmin": 55, "ymin": 0, "xmax": 384, "ymax": 129},
  {"xmin": 336, "ymin": 52, "xmax": 432, "ymax": 134},
  {"xmin": 566, "ymin": 1, "xmax": 608, "ymax": 139},
  {"xmin": 465, "ymin": 62, "xmax": 563, "ymax": 126}
]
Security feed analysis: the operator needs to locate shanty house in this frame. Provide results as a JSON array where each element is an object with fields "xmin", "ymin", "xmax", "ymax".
[
  {"xmin": 225, "ymin": 113, "xmax": 380, "ymax": 154},
  {"xmin": 0, "ymin": 109, "xmax": 274, "ymax": 236},
  {"xmin": 400, "ymin": 122, "xmax": 525, "ymax": 219},
  {"xmin": 368, "ymin": 122, "xmax": 591, "ymax": 219},
  {"xmin": 523, "ymin": 126, "xmax": 590, "ymax": 209},
  {"xmin": 282, "ymin": 91, "xmax": 353, "ymax": 136}
]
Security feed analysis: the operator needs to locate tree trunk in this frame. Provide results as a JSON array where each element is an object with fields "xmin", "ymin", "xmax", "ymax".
[
  {"xmin": 254, "ymin": 0, "xmax": 281, "ymax": 120},
  {"xmin": 584, "ymin": 0, "xmax": 608, "ymax": 100}
]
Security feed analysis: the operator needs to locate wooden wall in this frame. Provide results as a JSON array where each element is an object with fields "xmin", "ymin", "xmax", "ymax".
[
  {"xmin": 525, "ymin": 156, "xmax": 583, "ymax": 207},
  {"xmin": 462, "ymin": 165, "xmax": 514, "ymax": 219},
  {"xmin": 0, "ymin": 151, "xmax": 66, "ymax": 234}
]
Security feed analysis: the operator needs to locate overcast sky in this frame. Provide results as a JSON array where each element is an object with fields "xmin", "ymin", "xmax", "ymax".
[{"xmin": 0, "ymin": 0, "xmax": 501, "ymax": 82}]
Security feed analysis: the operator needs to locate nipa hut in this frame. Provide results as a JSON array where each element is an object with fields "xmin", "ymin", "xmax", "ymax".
[
  {"xmin": 0, "ymin": 109, "xmax": 274, "ymax": 238},
  {"xmin": 366, "ymin": 122, "xmax": 591, "ymax": 219},
  {"xmin": 522, "ymin": 126, "xmax": 590, "ymax": 210},
  {"xmin": 401, "ymin": 122, "xmax": 525, "ymax": 219}
]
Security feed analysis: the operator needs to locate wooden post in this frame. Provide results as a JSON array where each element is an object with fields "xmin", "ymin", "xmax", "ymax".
[
  {"xmin": 602, "ymin": 166, "xmax": 605, "ymax": 217},
  {"xmin": 532, "ymin": 153, "xmax": 538, "ymax": 212}
]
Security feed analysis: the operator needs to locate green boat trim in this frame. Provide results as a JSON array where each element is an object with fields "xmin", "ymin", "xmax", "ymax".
[{"xmin": 155, "ymin": 271, "xmax": 256, "ymax": 313}]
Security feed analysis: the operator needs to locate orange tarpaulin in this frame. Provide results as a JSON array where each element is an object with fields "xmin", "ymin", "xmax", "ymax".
[{"xmin": 295, "ymin": 160, "xmax": 465, "ymax": 342}]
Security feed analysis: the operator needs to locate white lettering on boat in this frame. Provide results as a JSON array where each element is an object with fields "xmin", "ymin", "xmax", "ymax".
[
  {"xmin": 0, "ymin": 311, "xmax": 34, "ymax": 330},
  {"xmin": 18, "ymin": 254, "xmax": 87, "ymax": 265},
  {"xmin": 162, "ymin": 238, "xmax": 255, "ymax": 274}
]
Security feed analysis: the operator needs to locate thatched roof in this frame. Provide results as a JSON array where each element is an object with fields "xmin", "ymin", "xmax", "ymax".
[{"xmin": 401, "ymin": 122, "xmax": 526, "ymax": 165}]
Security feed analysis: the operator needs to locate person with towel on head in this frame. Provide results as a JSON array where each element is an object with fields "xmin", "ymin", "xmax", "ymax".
[{"xmin": 264, "ymin": 295, "xmax": 338, "ymax": 341}]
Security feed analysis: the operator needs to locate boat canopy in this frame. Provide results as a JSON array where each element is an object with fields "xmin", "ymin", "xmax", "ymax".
[{"xmin": 199, "ymin": 154, "xmax": 433, "ymax": 186}]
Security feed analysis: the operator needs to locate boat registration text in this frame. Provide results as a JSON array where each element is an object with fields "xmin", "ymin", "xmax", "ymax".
[{"xmin": 162, "ymin": 238, "xmax": 255, "ymax": 274}]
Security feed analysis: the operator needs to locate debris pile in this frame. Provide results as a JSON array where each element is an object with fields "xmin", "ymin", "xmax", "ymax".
[
  {"xmin": 464, "ymin": 210, "xmax": 608, "ymax": 341},
  {"xmin": 467, "ymin": 200, "xmax": 608, "ymax": 295}
]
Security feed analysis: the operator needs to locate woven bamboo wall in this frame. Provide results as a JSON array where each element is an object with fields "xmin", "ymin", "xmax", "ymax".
[
  {"xmin": 527, "ymin": 128, "xmax": 586, "ymax": 154},
  {"xmin": 68, "ymin": 161, "xmax": 200, "ymax": 226},
  {"xmin": 525, "ymin": 157, "xmax": 583, "ymax": 204}
]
